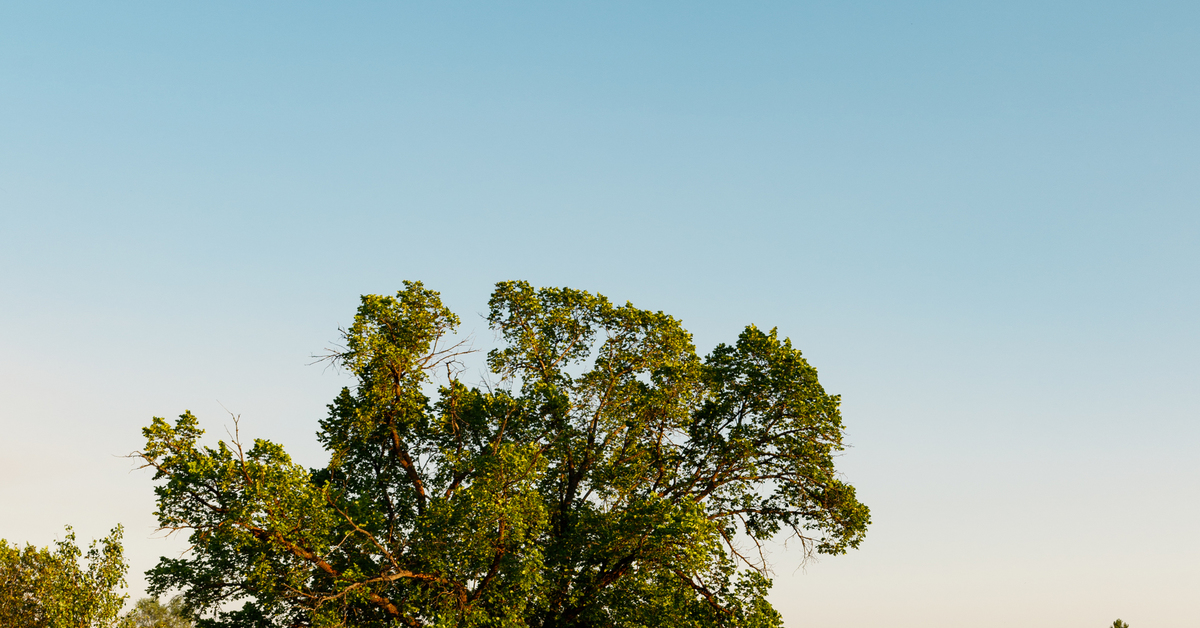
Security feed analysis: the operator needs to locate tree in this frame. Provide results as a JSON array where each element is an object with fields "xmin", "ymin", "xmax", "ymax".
[
  {"xmin": 1111, "ymin": 620, "xmax": 1130, "ymax": 628},
  {"xmin": 0, "ymin": 525, "xmax": 128, "ymax": 628},
  {"xmin": 136, "ymin": 281, "xmax": 870, "ymax": 627},
  {"xmin": 122, "ymin": 596, "xmax": 194, "ymax": 628}
]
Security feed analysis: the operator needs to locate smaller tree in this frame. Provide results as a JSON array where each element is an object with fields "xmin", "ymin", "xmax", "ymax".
[
  {"xmin": 1111, "ymin": 620, "xmax": 1129, "ymax": 628},
  {"xmin": 123, "ymin": 596, "xmax": 194, "ymax": 628},
  {"xmin": 0, "ymin": 525, "xmax": 128, "ymax": 628}
]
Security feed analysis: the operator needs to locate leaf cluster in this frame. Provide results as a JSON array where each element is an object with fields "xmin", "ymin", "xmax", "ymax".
[{"xmin": 0, "ymin": 525, "xmax": 128, "ymax": 628}]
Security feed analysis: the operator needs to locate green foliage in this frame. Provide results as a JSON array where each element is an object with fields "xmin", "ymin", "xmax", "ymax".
[
  {"xmin": 137, "ymin": 281, "xmax": 870, "ymax": 627},
  {"xmin": 122, "ymin": 597, "xmax": 194, "ymax": 628},
  {"xmin": 1112, "ymin": 620, "xmax": 1129, "ymax": 628},
  {"xmin": 0, "ymin": 525, "xmax": 128, "ymax": 628}
]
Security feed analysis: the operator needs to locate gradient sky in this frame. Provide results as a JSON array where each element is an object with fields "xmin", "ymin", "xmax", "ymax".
[{"xmin": 2, "ymin": 2, "xmax": 1198, "ymax": 626}]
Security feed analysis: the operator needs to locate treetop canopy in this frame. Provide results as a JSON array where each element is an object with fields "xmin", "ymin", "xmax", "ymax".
[{"xmin": 138, "ymin": 280, "xmax": 869, "ymax": 628}]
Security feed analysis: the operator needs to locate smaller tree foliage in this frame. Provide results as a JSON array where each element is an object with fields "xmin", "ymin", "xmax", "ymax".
[
  {"xmin": 0, "ymin": 525, "xmax": 128, "ymax": 628},
  {"xmin": 137, "ymin": 281, "xmax": 870, "ymax": 627},
  {"xmin": 1111, "ymin": 620, "xmax": 1130, "ymax": 628},
  {"xmin": 122, "ymin": 597, "xmax": 194, "ymax": 628}
]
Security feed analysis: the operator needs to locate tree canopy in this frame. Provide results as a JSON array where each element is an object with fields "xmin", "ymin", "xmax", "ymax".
[
  {"xmin": 0, "ymin": 525, "xmax": 128, "ymax": 628},
  {"xmin": 136, "ymin": 281, "xmax": 869, "ymax": 627}
]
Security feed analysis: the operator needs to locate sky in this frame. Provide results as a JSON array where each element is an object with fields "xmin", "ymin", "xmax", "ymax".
[{"xmin": 1, "ymin": 1, "xmax": 1198, "ymax": 625}]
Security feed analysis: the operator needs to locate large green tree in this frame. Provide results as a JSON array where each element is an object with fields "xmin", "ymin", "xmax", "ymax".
[
  {"xmin": 137, "ymin": 281, "xmax": 869, "ymax": 627},
  {"xmin": 0, "ymin": 525, "xmax": 128, "ymax": 628}
]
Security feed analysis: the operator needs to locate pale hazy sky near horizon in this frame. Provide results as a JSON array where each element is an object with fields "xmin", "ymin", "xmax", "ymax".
[{"xmin": 2, "ymin": 2, "xmax": 1198, "ymax": 626}]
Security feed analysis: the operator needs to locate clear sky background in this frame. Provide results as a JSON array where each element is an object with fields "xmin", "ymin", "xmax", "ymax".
[{"xmin": 1, "ymin": 2, "xmax": 1197, "ymax": 626}]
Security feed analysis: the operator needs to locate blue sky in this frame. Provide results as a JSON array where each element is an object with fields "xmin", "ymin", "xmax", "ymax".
[{"xmin": 2, "ymin": 2, "xmax": 1197, "ymax": 625}]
